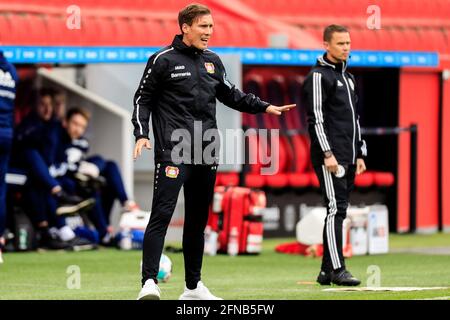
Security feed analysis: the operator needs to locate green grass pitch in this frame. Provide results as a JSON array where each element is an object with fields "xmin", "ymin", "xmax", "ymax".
[{"xmin": 0, "ymin": 233, "xmax": 449, "ymax": 300}]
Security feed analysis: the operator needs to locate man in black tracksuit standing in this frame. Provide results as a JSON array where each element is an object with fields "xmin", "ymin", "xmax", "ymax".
[
  {"xmin": 133, "ymin": 4, "xmax": 294, "ymax": 300},
  {"xmin": 303, "ymin": 25, "xmax": 367, "ymax": 286}
]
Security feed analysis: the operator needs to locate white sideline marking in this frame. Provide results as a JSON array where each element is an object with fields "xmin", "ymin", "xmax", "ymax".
[
  {"xmin": 323, "ymin": 287, "xmax": 450, "ymax": 292},
  {"xmin": 414, "ymin": 296, "xmax": 450, "ymax": 300}
]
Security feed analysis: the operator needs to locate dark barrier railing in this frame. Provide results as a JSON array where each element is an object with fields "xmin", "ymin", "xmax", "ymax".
[
  {"xmin": 361, "ymin": 124, "xmax": 418, "ymax": 233},
  {"xmin": 281, "ymin": 124, "xmax": 419, "ymax": 233}
]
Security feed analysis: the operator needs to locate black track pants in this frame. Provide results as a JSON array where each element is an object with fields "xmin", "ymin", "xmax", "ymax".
[
  {"xmin": 141, "ymin": 162, "xmax": 217, "ymax": 288},
  {"xmin": 314, "ymin": 164, "xmax": 356, "ymax": 273}
]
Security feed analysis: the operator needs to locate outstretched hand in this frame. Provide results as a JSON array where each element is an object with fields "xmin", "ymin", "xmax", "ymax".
[
  {"xmin": 133, "ymin": 138, "xmax": 152, "ymax": 160},
  {"xmin": 266, "ymin": 104, "xmax": 296, "ymax": 116}
]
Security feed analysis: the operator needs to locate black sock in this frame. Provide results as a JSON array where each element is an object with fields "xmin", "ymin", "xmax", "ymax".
[{"xmin": 186, "ymin": 281, "xmax": 198, "ymax": 290}]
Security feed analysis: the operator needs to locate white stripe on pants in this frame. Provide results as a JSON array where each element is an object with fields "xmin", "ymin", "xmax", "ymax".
[{"xmin": 321, "ymin": 165, "xmax": 342, "ymax": 270}]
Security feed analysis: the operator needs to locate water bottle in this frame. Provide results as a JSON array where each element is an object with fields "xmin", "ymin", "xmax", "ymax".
[
  {"xmin": 204, "ymin": 226, "xmax": 218, "ymax": 256},
  {"xmin": 212, "ymin": 192, "xmax": 224, "ymax": 213},
  {"xmin": 227, "ymin": 227, "xmax": 239, "ymax": 256},
  {"xmin": 120, "ymin": 228, "xmax": 132, "ymax": 250},
  {"xmin": 19, "ymin": 228, "xmax": 28, "ymax": 251},
  {"xmin": 209, "ymin": 230, "xmax": 218, "ymax": 256}
]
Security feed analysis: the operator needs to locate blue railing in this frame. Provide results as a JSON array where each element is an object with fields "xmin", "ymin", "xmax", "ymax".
[{"xmin": 0, "ymin": 46, "xmax": 439, "ymax": 68}]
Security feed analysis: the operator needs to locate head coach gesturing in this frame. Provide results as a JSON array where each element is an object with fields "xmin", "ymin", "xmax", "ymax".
[{"xmin": 132, "ymin": 3, "xmax": 294, "ymax": 300}]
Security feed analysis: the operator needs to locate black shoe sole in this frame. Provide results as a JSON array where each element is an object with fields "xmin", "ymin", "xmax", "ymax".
[
  {"xmin": 317, "ymin": 273, "xmax": 332, "ymax": 285},
  {"xmin": 331, "ymin": 280, "xmax": 361, "ymax": 286},
  {"xmin": 331, "ymin": 277, "xmax": 361, "ymax": 286},
  {"xmin": 317, "ymin": 280, "xmax": 332, "ymax": 285},
  {"xmin": 330, "ymin": 270, "xmax": 361, "ymax": 286}
]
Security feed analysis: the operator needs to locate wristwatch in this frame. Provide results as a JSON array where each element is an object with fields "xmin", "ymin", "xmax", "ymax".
[{"xmin": 324, "ymin": 150, "xmax": 333, "ymax": 159}]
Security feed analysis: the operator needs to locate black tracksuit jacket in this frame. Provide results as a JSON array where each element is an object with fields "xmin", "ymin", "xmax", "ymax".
[
  {"xmin": 132, "ymin": 35, "xmax": 270, "ymax": 164},
  {"xmin": 303, "ymin": 54, "xmax": 367, "ymax": 167}
]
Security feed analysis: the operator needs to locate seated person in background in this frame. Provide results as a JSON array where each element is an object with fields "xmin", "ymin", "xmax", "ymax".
[
  {"xmin": 12, "ymin": 88, "xmax": 94, "ymax": 249},
  {"xmin": 60, "ymin": 107, "xmax": 140, "ymax": 245},
  {"xmin": 53, "ymin": 88, "xmax": 66, "ymax": 121}
]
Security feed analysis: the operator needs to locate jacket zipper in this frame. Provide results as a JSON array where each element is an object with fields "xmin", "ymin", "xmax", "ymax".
[
  {"xmin": 194, "ymin": 52, "xmax": 202, "ymax": 165},
  {"xmin": 194, "ymin": 52, "xmax": 201, "ymax": 115},
  {"xmin": 341, "ymin": 72, "xmax": 356, "ymax": 164}
]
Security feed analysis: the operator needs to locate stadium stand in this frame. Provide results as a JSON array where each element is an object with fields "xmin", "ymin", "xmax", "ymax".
[
  {"xmin": 0, "ymin": 0, "xmax": 321, "ymax": 48},
  {"xmin": 240, "ymin": 0, "xmax": 450, "ymax": 52}
]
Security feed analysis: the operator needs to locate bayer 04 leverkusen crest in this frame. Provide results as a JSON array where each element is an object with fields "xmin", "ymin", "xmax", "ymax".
[
  {"xmin": 165, "ymin": 166, "xmax": 179, "ymax": 179},
  {"xmin": 204, "ymin": 62, "xmax": 215, "ymax": 74}
]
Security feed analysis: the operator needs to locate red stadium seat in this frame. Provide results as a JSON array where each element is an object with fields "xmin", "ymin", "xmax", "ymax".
[
  {"xmin": 288, "ymin": 172, "xmax": 310, "ymax": 188},
  {"xmin": 354, "ymin": 172, "xmax": 374, "ymax": 188},
  {"xmin": 22, "ymin": 15, "xmax": 48, "ymax": 46},
  {"xmin": 348, "ymin": 28, "xmax": 368, "ymax": 50},
  {"xmin": 45, "ymin": 15, "xmax": 81, "ymax": 46},
  {"xmin": 239, "ymin": 21, "xmax": 266, "ymax": 48},
  {"xmin": 244, "ymin": 173, "xmax": 266, "ymax": 189},
  {"xmin": 4, "ymin": 14, "xmax": 28, "ymax": 45},
  {"xmin": 437, "ymin": 0, "xmax": 450, "ymax": 20},
  {"xmin": 389, "ymin": 28, "xmax": 411, "ymax": 51},
  {"xmin": 303, "ymin": 26, "xmax": 323, "ymax": 42},
  {"xmin": 217, "ymin": 172, "xmax": 240, "ymax": 187},
  {"xmin": 310, "ymin": 172, "xmax": 320, "ymax": 188},
  {"xmin": 128, "ymin": 19, "xmax": 152, "ymax": 46},
  {"xmin": 113, "ymin": 18, "xmax": 136, "ymax": 46},
  {"xmin": 418, "ymin": 29, "xmax": 449, "ymax": 53},
  {"xmin": 218, "ymin": 19, "xmax": 248, "ymax": 47},
  {"xmin": 142, "ymin": 20, "xmax": 168, "ymax": 47},
  {"xmin": 265, "ymin": 173, "xmax": 289, "ymax": 188},
  {"xmin": 373, "ymin": 172, "xmax": 395, "ymax": 187},
  {"xmin": 259, "ymin": 97, "xmax": 291, "ymax": 188},
  {"xmin": 97, "ymin": 17, "xmax": 119, "ymax": 46},
  {"xmin": 373, "ymin": 29, "xmax": 395, "ymax": 51},
  {"xmin": 0, "ymin": 15, "xmax": 13, "ymax": 45},
  {"xmin": 242, "ymin": 75, "xmax": 268, "ymax": 188},
  {"xmin": 78, "ymin": 16, "xmax": 100, "ymax": 46},
  {"xmin": 159, "ymin": 19, "xmax": 181, "ymax": 45}
]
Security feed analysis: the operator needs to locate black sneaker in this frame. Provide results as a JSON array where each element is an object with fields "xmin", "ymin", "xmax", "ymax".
[
  {"xmin": 331, "ymin": 269, "xmax": 361, "ymax": 286},
  {"xmin": 100, "ymin": 233, "xmax": 117, "ymax": 247},
  {"xmin": 316, "ymin": 271, "xmax": 332, "ymax": 285},
  {"xmin": 55, "ymin": 190, "xmax": 95, "ymax": 216},
  {"xmin": 66, "ymin": 237, "xmax": 97, "ymax": 251},
  {"xmin": 38, "ymin": 231, "xmax": 72, "ymax": 250},
  {"xmin": 75, "ymin": 172, "xmax": 106, "ymax": 189}
]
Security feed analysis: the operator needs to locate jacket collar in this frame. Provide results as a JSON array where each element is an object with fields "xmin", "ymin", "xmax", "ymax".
[
  {"xmin": 171, "ymin": 34, "xmax": 204, "ymax": 56},
  {"xmin": 317, "ymin": 54, "xmax": 347, "ymax": 73}
]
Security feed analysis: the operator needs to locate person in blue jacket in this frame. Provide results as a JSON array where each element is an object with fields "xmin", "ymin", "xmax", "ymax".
[
  {"xmin": 57, "ymin": 106, "xmax": 140, "ymax": 245},
  {"xmin": 13, "ymin": 88, "xmax": 94, "ymax": 250},
  {"xmin": 0, "ymin": 51, "xmax": 18, "ymax": 263}
]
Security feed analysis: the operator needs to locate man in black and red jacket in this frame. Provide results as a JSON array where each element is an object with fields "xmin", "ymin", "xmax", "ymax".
[{"xmin": 133, "ymin": 3, "xmax": 295, "ymax": 300}]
